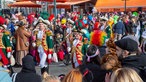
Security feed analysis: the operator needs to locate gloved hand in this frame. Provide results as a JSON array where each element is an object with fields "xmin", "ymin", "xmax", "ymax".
[
  {"xmin": 48, "ymin": 54, "xmax": 52, "ymax": 59},
  {"xmin": 67, "ymin": 47, "xmax": 71, "ymax": 52},
  {"xmin": 32, "ymin": 42, "xmax": 36, "ymax": 47},
  {"xmin": 7, "ymin": 52, "xmax": 11, "ymax": 58}
]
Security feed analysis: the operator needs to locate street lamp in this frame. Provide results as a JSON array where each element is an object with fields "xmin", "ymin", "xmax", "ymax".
[
  {"xmin": 54, "ymin": 0, "xmax": 57, "ymax": 18},
  {"xmin": 122, "ymin": 0, "xmax": 129, "ymax": 13}
]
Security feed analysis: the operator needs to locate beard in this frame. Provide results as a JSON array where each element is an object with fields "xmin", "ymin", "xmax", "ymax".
[{"xmin": 118, "ymin": 54, "xmax": 124, "ymax": 61}]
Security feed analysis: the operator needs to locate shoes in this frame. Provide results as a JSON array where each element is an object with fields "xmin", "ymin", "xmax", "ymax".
[{"xmin": 41, "ymin": 66, "xmax": 49, "ymax": 74}]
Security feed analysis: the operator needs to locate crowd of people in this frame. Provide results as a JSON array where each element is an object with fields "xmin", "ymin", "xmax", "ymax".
[{"xmin": 0, "ymin": 10, "xmax": 146, "ymax": 82}]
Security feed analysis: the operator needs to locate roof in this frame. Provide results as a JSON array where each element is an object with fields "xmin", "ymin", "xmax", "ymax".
[
  {"xmin": 15, "ymin": 0, "xmax": 67, "ymax": 2},
  {"xmin": 48, "ymin": 0, "xmax": 90, "ymax": 9},
  {"xmin": 8, "ymin": 1, "xmax": 41, "ymax": 8}
]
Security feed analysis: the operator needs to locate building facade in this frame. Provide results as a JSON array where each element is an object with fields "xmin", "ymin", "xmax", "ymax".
[{"xmin": 0, "ymin": 0, "xmax": 14, "ymax": 9}]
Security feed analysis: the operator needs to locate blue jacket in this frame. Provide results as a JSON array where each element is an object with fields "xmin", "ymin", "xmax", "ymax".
[{"xmin": 113, "ymin": 21, "xmax": 125, "ymax": 34}]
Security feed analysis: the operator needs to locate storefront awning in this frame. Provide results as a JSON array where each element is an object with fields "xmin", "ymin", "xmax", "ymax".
[
  {"xmin": 48, "ymin": 0, "xmax": 90, "ymax": 9},
  {"xmin": 16, "ymin": 0, "xmax": 67, "ymax": 2},
  {"xmin": 8, "ymin": 1, "xmax": 41, "ymax": 8},
  {"xmin": 95, "ymin": 0, "xmax": 146, "ymax": 12}
]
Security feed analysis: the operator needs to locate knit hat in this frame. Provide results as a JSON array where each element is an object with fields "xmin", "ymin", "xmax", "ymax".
[{"xmin": 115, "ymin": 38, "xmax": 138, "ymax": 52}]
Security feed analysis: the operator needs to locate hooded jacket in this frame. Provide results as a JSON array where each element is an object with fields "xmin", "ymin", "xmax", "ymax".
[{"xmin": 15, "ymin": 55, "xmax": 41, "ymax": 82}]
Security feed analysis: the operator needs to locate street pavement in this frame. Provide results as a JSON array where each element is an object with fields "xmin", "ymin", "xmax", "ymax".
[{"xmin": 12, "ymin": 61, "xmax": 72, "ymax": 76}]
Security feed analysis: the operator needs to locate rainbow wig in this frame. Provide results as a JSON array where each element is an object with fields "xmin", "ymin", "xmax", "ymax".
[{"xmin": 90, "ymin": 30, "xmax": 107, "ymax": 46}]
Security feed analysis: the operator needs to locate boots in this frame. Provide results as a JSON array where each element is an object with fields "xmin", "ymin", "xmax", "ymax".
[{"xmin": 41, "ymin": 66, "xmax": 49, "ymax": 74}]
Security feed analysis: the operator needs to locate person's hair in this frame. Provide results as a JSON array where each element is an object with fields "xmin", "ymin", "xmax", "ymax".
[
  {"xmin": 62, "ymin": 68, "xmax": 82, "ymax": 82},
  {"xmin": 85, "ymin": 45, "xmax": 101, "ymax": 65},
  {"xmin": 110, "ymin": 67, "xmax": 143, "ymax": 82},
  {"xmin": 101, "ymin": 53, "xmax": 121, "ymax": 71},
  {"xmin": 42, "ymin": 75, "xmax": 60, "ymax": 82}
]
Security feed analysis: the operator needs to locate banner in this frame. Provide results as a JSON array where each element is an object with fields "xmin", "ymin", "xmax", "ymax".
[{"xmin": 98, "ymin": 7, "xmax": 139, "ymax": 12}]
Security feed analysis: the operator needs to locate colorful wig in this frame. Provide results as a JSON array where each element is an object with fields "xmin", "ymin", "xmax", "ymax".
[{"xmin": 90, "ymin": 30, "xmax": 107, "ymax": 46}]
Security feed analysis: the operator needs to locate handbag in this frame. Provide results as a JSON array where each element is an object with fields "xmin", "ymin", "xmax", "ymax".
[
  {"xmin": 52, "ymin": 53, "xmax": 58, "ymax": 63},
  {"xmin": 25, "ymin": 42, "xmax": 29, "ymax": 47}
]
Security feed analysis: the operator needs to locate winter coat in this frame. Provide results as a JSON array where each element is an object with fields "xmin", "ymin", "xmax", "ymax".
[
  {"xmin": 15, "ymin": 27, "xmax": 31, "ymax": 51},
  {"xmin": 121, "ymin": 54, "xmax": 146, "ymax": 68}
]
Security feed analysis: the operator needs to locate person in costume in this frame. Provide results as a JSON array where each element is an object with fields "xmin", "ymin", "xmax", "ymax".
[
  {"xmin": 78, "ymin": 15, "xmax": 85, "ymax": 30},
  {"xmin": 0, "ymin": 16, "xmax": 12, "ymax": 66},
  {"xmin": 81, "ymin": 29, "xmax": 90, "ymax": 56},
  {"xmin": 62, "ymin": 22, "xmax": 73, "ymax": 65},
  {"xmin": 99, "ymin": 17, "xmax": 108, "ymax": 31},
  {"xmin": 90, "ymin": 30, "xmax": 107, "ymax": 57},
  {"xmin": 33, "ymin": 17, "xmax": 53, "ymax": 74},
  {"xmin": 15, "ymin": 15, "xmax": 31, "ymax": 66},
  {"xmin": 71, "ymin": 31, "xmax": 83, "ymax": 68}
]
